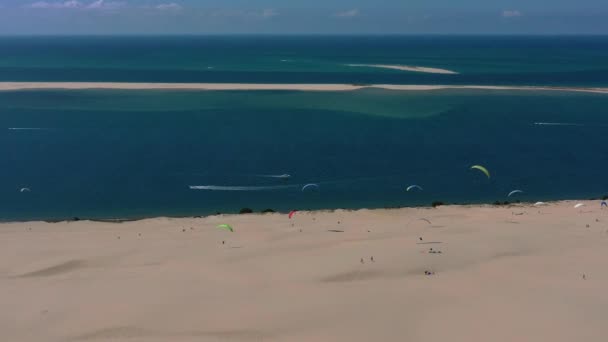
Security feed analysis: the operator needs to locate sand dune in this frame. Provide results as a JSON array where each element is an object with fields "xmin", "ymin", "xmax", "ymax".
[
  {"xmin": 1, "ymin": 200, "xmax": 607, "ymax": 341},
  {"xmin": 17, "ymin": 260, "xmax": 86, "ymax": 278},
  {"xmin": 1, "ymin": 82, "xmax": 608, "ymax": 94}
]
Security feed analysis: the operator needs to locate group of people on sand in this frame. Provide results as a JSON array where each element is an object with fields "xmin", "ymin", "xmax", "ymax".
[{"xmin": 361, "ymin": 257, "xmax": 375, "ymax": 264}]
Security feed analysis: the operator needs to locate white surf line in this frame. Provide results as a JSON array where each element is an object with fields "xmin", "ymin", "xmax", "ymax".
[
  {"xmin": 347, "ymin": 64, "xmax": 459, "ymax": 74},
  {"xmin": 0, "ymin": 82, "xmax": 607, "ymax": 94}
]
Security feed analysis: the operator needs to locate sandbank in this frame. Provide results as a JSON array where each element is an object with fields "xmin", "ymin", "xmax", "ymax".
[
  {"xmin": 347, "ymin": 64, "xmax": 459, "ymax": 74},
  {"xmin": 0, "ymin": 82, "xmax": 607, "ymax": 95}
]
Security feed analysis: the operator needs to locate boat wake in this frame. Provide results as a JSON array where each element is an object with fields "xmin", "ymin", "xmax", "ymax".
[
  {"xmin": 254, "ymin": 174, "xmax": 292, "ymax": 179},
  {"xmin": 533, "ymin": 122, "xmax": 584, "ymax": 127},
  {"xmin": 8, "ymin": 127, "xmax": 49, "ymax": 130},
  {"xmin": 189, "ymin": 185, "xmax": 297, "ymax": 191}
]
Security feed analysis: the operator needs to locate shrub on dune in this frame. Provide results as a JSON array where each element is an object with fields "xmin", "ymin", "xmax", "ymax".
[{"xmin": 431, "ymin": 201, "xmax": 445, "ymax": 208}]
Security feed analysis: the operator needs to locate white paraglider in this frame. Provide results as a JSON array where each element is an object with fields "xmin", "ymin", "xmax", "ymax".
[
  {"xmin": 301, "ymin": 183, "xmax": 320, "ymax": 192},
  {"xmin": 508, "ymin": 190, "xmax": 523, "ymax": 197},
  {"xmin": 406, "ymin": 185, "xmax": 423, "ymax": 192}
]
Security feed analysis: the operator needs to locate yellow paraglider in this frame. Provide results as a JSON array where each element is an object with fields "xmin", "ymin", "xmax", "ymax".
[
  {"xmin": 217, "ymin": 224, "xmax": 234, "ymax": 232},
  {"xmin": 470, "ymin": 165, "xmax": 490, "ymax": 179}
]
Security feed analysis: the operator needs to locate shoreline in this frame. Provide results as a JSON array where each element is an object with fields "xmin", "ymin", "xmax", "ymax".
[
  {"xmin": 0, "ymin": 82, "xmax": 608, "ymax": 94},
  {"xmin": 2, "ymin": 198, "xmax": 604, "ymax": 224}
]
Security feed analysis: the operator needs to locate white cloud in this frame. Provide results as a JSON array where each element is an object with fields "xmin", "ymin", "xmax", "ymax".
[
  {"xmin": 211, "ymin": 8, "xmax": 278, "ymax": 19},
  {"xmin": 27, "ymin": 1, "xmax": 82, "ymax": 8},
  {"xmin": 25, "ymin": 0, "xmax": 124, "ymax": 9},
  {"xmin": 89, "ymin": 0, "xmax": 124, "ymax": 9},
  {"xmin": 261, "ymin": 8, "xmax": 279, "ymax": 18},
  {"xmin": 87, "ymin": 0, "xmax": 104, "ymax": 8},
  {"xmin": 502, "ymin": 10, "xmax": 522, "ymax": 18},
  {"xmin": 335, "ymin": 9, "xmax": 359, "ymax": 18},
  {"xmin": 155, "ymin": 3, "xmax": 182, "ymax": 11}
]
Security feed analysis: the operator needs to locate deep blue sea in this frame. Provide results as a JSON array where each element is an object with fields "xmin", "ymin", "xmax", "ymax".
[{"xmin": 1, "ymin": 36, "xmax": 607, "ymax": 220}]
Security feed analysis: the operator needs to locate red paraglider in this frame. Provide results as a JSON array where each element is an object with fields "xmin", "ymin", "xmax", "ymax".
[{"xmin": 289, "ymin": 210, "xmax": 297, "ymax": 219}]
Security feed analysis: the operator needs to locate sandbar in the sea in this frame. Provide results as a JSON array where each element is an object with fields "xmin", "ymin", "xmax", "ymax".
[
  {"xmin": 347, "ymin": 64, "xmax": 459, "ymax": 74},
  {"xmin": 0, "ymin": 82, "xmax": 607, "ymax": 94}
]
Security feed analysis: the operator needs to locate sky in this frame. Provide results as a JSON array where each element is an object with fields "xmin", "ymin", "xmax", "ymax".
[{"xmin": 0, "ymin": 0, "xmax": 607, "ymax": 34}]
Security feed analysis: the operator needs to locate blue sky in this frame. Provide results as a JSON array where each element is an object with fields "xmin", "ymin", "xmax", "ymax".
[{"xmin": 0, "ymin": 0, "xmax": 607, "ymax": 34}]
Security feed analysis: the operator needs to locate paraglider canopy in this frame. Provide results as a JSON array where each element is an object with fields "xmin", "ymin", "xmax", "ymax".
[
  {"xmin": 301, "ymin": 183, "xmax": 319, "ymax": 192},
  {"xmin": 470, "ymin": 165, "xmax": 491, "ymax": 179},
  {"xmin": 217, "ymin": 224, "xmax": 234, "ymax": 232},
  {"xmin": 406, "ymin": 185, "xmax": 423, "ymax": 192},
  {"xmin": 602, "ymin": 201, "xmax": 607, "ymax": 208},
  {"xmin": 20, "ymin": 187, "xmax": 31, "ymax": 193},
  {"xmin": 288, "ymin": 210, "xmax": 297, "ymax": 219},
  {"xmin": 508, "ymin": 190, "xmax": 523, "ymax": 197},
  {"xmin": 574, "ymin": 203, "xmax": 584, "ymax": 209}
]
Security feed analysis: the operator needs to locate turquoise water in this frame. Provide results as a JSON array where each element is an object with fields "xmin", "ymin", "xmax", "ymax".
[
  {"xmin": 1, "ymin": 36, "xmax": 608, "ymax": 86},
  {"xmin": 1, "ymin": 36, "xmax": 608, "ymax": 220}
]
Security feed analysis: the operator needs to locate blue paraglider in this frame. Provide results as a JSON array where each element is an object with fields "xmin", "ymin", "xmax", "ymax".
[{"xmin": 602, "ymin": 201, "xmax": 607, "ymax": 208}]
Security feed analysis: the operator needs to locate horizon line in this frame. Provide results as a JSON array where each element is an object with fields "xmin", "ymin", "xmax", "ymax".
[{"xmin": 1, "ymin": 33, "xmax": 608, "ymax": 37}]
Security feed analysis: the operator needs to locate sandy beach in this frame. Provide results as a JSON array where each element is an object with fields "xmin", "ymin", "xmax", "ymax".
[
  {"xmin": 1, "ymin": 82, "xmax": 608, "ymax": 94},
  {"xmin": 1, "ymin": 200, "xmax": 607, "ymax": 341}
]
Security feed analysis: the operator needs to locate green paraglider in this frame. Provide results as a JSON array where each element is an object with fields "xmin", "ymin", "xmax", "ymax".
[
  {"xmin": 217, "ymin": 224, "xmax": 234, "ymax": 232},
  {"xmin": 470, "ymin": 165, "xmax": 491, "ymax": 179}
]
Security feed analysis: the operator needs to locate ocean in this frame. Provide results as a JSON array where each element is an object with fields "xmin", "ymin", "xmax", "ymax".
[{"xmin": 1, "ymin": 36, "xmax": 607, "ymax": 220}]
